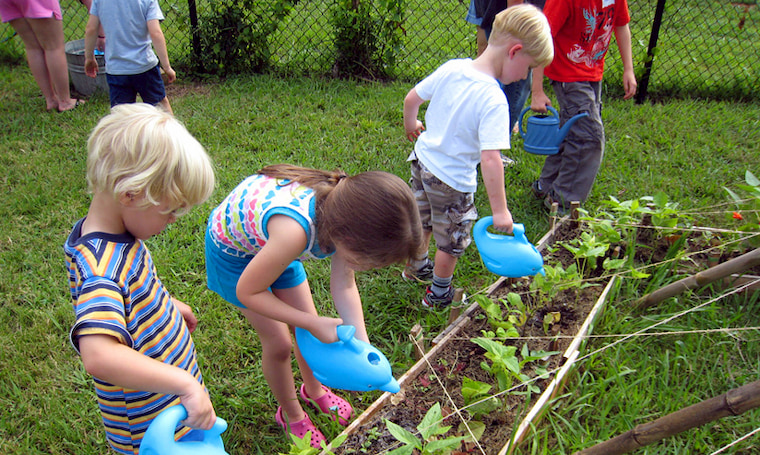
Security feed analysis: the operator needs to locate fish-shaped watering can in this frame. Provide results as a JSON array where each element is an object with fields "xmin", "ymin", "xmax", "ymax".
[
  {"xmin": 472, "ymin": 216, "xmax": 545, "ymax": 277},
  {"xmin": 519, "ymin": 106, "xmax": 588, "ymax": 155},
  {"xmin": 141, "ymin": 405, "xmax": 229, "ymax": 455},
  {"xmin": 295, "ymin": 325, "xmax": 400, "ymax": 393}
]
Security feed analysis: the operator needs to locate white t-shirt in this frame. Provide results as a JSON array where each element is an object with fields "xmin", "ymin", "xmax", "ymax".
[{"xmin": 408, "ymin": 58, "xmax": 510, "ymax": 193}]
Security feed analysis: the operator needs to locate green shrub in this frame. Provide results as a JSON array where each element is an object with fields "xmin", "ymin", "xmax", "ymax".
[
  {"xmin": 195, "ymin": 0, "xmax": 297, "ymax": 75},
  {"xmin": 331, "ymin": 0, "xmax": 404, "ymax": 79}
]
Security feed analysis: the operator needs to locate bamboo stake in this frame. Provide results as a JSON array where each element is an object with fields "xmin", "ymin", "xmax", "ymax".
[
  {"xmin": 410, "ymin": 324, "xmax": 425, "ymax": 360},
  {"xmin": 573, "ymin": 380, "xmax": 760, "ymax": 455},
  {"xmin": 636, "ymin": 248, "xmax": 760, "ymax": 310},
  {"xmin": 446, "ymin": 288, "xmax": 466, "ymax": 326}
]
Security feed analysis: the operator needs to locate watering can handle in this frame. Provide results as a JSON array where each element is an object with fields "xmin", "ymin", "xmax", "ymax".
[
  {"xmin": 474, "ymin": 216, "xmax": 525, "ymax": 240},
  {"xmin": 145, "ymin": 405, "xmax": 228, "ymax": 445},
  {"xmin": 519, "ymin": 106, "xmax": 561, "ymax": 137},
  {"xmin": 337, "ymin": 325, "xmax": 363, "ymax": 354}
]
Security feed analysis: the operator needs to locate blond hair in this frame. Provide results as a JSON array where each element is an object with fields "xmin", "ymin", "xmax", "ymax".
[
  {"xmin": 490, "ymin": 4, "xmax": 554, "ymax": 67},
  {"xmin": 87, "ymin": 104, "xmax": 215, "ymax": 215},
  {"xmin": 259, "ymin": 164, "xmax": 423, "ymax": 267}
]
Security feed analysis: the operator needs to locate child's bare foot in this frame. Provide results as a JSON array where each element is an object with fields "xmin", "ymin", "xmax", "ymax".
[{"xmin": 58, "ymin": 98, "xmax": 85, "ymax": 112}]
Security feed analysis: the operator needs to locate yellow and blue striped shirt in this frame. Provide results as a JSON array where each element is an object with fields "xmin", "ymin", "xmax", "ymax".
[{"xmin": 64, "ymin": 218, "xmax": 204, "ymax": 455}]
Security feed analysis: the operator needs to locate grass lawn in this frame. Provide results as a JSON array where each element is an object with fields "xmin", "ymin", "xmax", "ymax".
[{"xmin": 0, "ymin": 62, "xmax": 758, "ymax": 454}]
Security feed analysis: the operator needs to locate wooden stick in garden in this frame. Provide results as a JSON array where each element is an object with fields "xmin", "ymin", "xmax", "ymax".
[
  {"xmin": 635, "ymin": 248, "xmax": 760, "ymax": 310},
  {"xmin": 410, "ymin": 324, "xmax": 425, "ymax": 360},
  {"xmin": 573, "ymin": 380, "xmax": 760, "ymax": 455},
  {"xmin": 446, "ymin": 288, "xmax": 466, "ymax": 325}
]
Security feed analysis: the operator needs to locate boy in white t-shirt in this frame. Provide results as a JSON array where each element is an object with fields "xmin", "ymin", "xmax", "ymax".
[{"xmin": 402, "ymin": 4, "xmax": 553, "ymax": 308}]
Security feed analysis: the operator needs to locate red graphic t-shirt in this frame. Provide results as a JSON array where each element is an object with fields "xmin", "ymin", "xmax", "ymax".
[{"xmin": 543, "ymin": 0, "xmax": 630, "ymax": 82}]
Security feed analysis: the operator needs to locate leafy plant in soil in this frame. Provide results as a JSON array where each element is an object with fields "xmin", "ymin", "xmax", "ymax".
[{"xmin": 384, "ymin": 403, "xmax": 465, "ymax": 455}]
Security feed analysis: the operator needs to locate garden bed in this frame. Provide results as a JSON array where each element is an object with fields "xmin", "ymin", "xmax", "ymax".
[
  {"xmin": 324, "ymin": 215, "xmax": 618, "ymax": 454},
  {"xmin": 323, "ymin": 201, "xmax": 760, "ymax": 454}
]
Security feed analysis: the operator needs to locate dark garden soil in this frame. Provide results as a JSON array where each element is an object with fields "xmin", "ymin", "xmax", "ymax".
[{"xmin": 332, "ymin": 218, "xmax": 759, "ymax": 454}]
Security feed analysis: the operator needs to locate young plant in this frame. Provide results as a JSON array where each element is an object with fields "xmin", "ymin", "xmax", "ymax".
[
  {"xmin": 642, "ymin": 192, "xmax": 692, "ymax": 232},
  {"xmin": 471, "ymin": 337, "xmax": 559, "ymax": 395},
  {"xmin": 384, "ymin": 403, "xmax": 465, "ymax": 455},
  {"xmin": 529, "ymin": 263, "xmax": 595, "ymax": 305},
  {"xmin": 461, "ymin": 376, "xmax": 501, "ymax": 418},
  {"xmin": 280, "ymin": 433, "xmax": 347, "ymax": 455},
  {"xmin": 472, "ymin": 293, "xmax": 526, "ymax": 337},
  {"xmin": 558, "ymin": 231, "xmax": 610, "ymax": 273}
]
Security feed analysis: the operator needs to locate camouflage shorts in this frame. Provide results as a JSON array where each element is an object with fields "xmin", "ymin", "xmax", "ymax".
[{"xmin": 409, "ymin": 160, "xmax": 478, "ymax": 257}]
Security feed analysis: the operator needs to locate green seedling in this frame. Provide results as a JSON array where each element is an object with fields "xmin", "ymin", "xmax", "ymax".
[
  {"xmin": 542, "ymin": 311, "xmax": 561, "ymax": 336},
  {"xmin": 280, "ymin": 433, "xmax": 347, "ymax": 455},
  {"xmin": 530, "ymin": 263, "xmax": 595, "ymax": 305},
  {"xmin": 471, "ymin": 338, "xmax": 559, "ymax": 395},
  {"xmin": 384, "ymin": 403, "xmax": 465, "ymax": 455},
  {"xmin": 461, "ymin": 377, "xmax": 501, "ymax": 418},
  {"xmin": 559, "ymin": 231, "xmax": 610, "ymax": 272},
  {"xmin": 472, "ymin": 293, "xmax": 526, "ymax": 337}
]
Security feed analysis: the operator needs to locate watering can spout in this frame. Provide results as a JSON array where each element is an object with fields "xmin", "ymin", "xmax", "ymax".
[
  {"xmin": 557, "ymin": 112, "xmax": 586, "ymax": 143},
  {"xmin": 380, "ymin": 378, "xmax": 401, "ymax": 393}
]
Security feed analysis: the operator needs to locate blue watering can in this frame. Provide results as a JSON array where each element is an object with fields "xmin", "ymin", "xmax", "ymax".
[
  {"xmin": 295, "ymin": 325, "xmax": 400, "ymax": 394},
  {"xmin": 472, "ymin": 216, "xmax": 545, "ymax": 277},
  {"xmin": 518, "ymin": 106, "xmax": 588, "ymax": 155},
  {"xmin": 140, "ymin": 405, "xmax": 229, "ymax": 455}
]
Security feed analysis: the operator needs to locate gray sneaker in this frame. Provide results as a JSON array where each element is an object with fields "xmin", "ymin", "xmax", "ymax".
[
  {"xmin": 422, "ymin": 285, "xmax": 454, "ymax": 309},
  {"xmin": 501, "ymin": 154, "xmax": 516, "ymax": 167},
  {"xmin": 402, "ymin": 258, "xmax": 434, "ymax": 283},
  {"xmin": 531, "ymin": 180, "xmax": 547, "ymax": 200}
]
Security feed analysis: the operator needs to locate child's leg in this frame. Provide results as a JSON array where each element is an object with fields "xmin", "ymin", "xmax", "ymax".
[
  {"xmin": 417, "ymin": 163, "xmax": 476, "ymax": 307},
  {"xmin": 545, "ymin": 80, "xmax": 604, "ymax": 207},
  {"xmin": 271, "ymin": 283, "xmax": 326, "ymax": 403},
  {"xmin": 433, "ymin": 249, "xmax": 457, "ymax": 280},
  {"xmin": 238, "ymin": 301, "xmax": 308, "ymax": 422},
  {"xmin": 157, "ymin": 96, "xmax": 173, "ymax": 115}
]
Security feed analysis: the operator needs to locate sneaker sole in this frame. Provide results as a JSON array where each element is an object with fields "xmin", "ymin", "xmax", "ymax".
[{"xmin": 401, "ymin": 270, "xmax": 433, "ymax": 283}]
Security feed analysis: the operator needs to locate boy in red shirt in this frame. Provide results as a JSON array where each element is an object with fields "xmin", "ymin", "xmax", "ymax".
[{"xmin": 529, "ymin": 0, "xmax": 637, "ymax": 214}]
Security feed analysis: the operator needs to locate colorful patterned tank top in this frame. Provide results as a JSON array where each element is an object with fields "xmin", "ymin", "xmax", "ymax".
[{"xmin": 207, "ymin": 174, "xmax": 330, "ymax": 260}]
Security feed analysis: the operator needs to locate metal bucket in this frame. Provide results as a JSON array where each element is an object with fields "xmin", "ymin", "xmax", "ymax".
[{"xmin": 65, "ymin": 39, "xmax": 108, "ymax": 96}]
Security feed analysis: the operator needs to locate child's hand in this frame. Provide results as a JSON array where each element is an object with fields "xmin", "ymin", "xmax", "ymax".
[
  {"xmin": 172, "ymin": 298, "xmax": 198, "ymax": 333},
  {"xmin": 405, "ymin": 120, "xmax": 424, "ymax": 142},
  {"xmin": 84, "ymin": 58, "xmax": 99, "ymax": 78},
  {"xmin": 492, "ymin": 211, "xmax": 513, "ymax": 234},
  {"xmin": 163, "ymin": 66, "xmax": 177, "ymax": 84},
  {"xmin": 529, "ymin": 93, "xmax": 552, "ymax": 113},
  {"xmin": 179, "ymin": 384, "xmax": 216, "ymax": 430},
  {"xmin": 622, "ymin": 69, "xmax": 637, "ymax": 100},
  {"xmin": 311, "ymin": 316, "xmax": 344, "ymax": 344}
]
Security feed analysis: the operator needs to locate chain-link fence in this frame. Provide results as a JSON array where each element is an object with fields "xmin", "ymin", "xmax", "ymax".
[{"xmin": 1, "ymin": 0, "xmax": 757, "ymax": 101}]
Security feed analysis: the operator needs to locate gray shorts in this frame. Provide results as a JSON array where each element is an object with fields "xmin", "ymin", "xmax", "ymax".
[{"xmin": 409, "ymin": 160, "xmax": 478, "ymax": 257}]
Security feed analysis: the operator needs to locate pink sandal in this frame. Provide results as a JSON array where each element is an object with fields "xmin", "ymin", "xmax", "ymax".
[
  {"xmin": 275, "ymin": 406, "xmax": 326, "ymax": 449},
  {"xmin": 299, "ymin": 384, "xmax": 354, "ymax": 426}
]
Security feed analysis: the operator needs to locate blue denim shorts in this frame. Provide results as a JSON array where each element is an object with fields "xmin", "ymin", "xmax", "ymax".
[
  {"xmin": 205, "ymin": 229, "xmax": 307, "ymax": 308},
  {"xmin": 107, "ymin": 64, "xmax": 166, "ymax": 107},
  {"xmin": 465, "ymin": 0, "xmax": 482, "ymax": 25}
]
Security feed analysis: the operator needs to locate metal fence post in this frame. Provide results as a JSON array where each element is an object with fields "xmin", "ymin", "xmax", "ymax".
[
  {"xmin": 187, "ymin": 0, "xmax": 201, "ymax": 67},
  {"xmin": 635, "ymin": 0, "xmax": 667, "ymax": 104}
]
